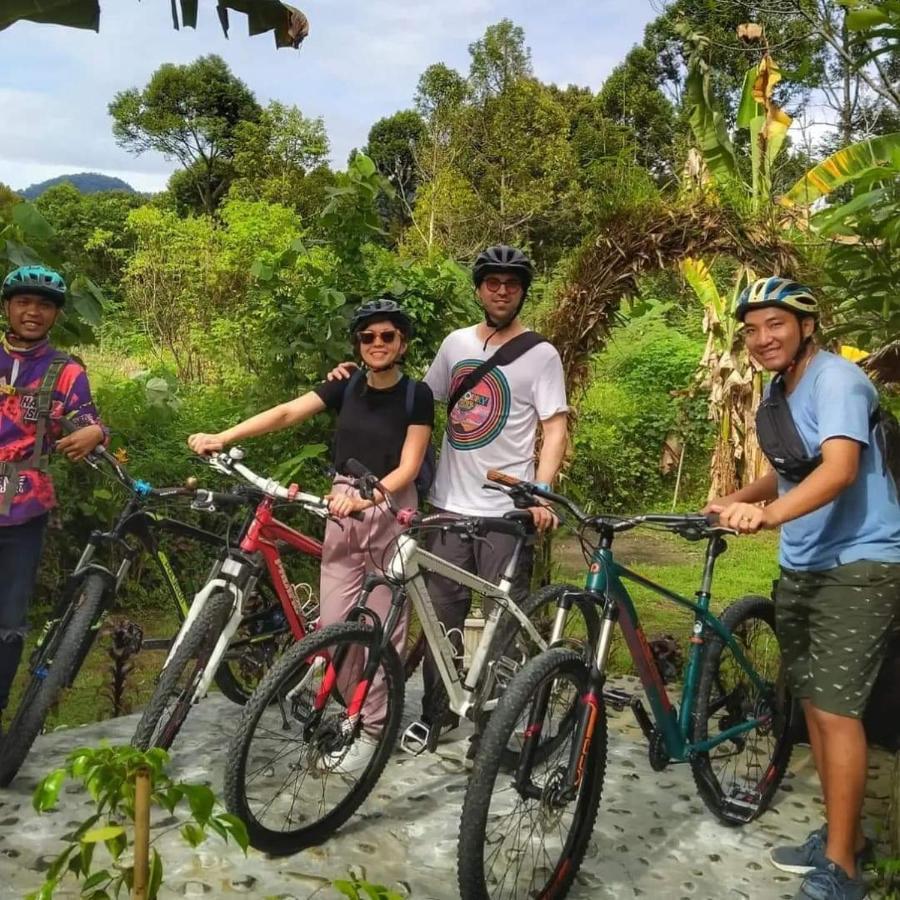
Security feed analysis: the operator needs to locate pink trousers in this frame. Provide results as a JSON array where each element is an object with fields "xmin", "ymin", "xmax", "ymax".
[{"xmin": 318, "ymin": 480, "xmax": 417, "ymax": 730}]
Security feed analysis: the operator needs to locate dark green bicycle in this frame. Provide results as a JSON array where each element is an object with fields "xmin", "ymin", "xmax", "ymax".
[{"xmin": 458, "ymin": 472, "xmax": 794, "ymax": 900}]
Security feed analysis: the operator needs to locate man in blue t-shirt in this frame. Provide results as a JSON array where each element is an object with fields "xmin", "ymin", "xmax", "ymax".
[{"xmin": 706, "ymin": 277, "xmax": 900, "ymax": 900}]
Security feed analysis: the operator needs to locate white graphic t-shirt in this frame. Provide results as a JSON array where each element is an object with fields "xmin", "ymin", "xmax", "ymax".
[{"xmin": 424, "ymin": 326, "xmax": 568, "ymax": 516}]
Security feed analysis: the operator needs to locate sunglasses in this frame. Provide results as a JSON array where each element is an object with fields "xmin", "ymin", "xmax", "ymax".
[
  {"xmin": 358, "ymin": 329, "xmax": 400, "ymax": 345},
  {"xmin": 484, "ymin": 276, "xmax": 523, "ymax": 293}
]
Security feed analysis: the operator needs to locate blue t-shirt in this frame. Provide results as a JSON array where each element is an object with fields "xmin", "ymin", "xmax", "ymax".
[{"xmin": 774, "ymin": 350, "xmax": 900, "ymax": 570}]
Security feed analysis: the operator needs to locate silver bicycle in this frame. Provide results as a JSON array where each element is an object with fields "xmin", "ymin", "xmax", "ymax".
[{"xmin": 222, "ymin": 462, "xmax": 600, "ymax": 855}]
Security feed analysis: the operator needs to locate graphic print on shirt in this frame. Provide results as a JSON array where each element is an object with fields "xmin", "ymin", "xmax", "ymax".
[{"xmin": 447, "ymin": 359, "xmax": 511, "ymax": 451}]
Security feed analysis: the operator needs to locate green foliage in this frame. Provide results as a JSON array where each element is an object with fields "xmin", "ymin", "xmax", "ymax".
[
  {"xmin": 568, "ymin": 309, "xmax": 710, "ymax": 511},
  {"xmin": 28, "ymin": 744, "xmax": 247, "ymax": 900},
  {"xmin": 331, "ymin": 875, "xmax": 407, "ymax": 900},
  {"xmin": 109, "ymin": 55, "xmax": 261, "ymax": 214},
  {"xmin": 230, "ymin": 100, "xmax": 331, "ymax": 211},
  {"xmin": 1, "ymin": 198, "xmax": 108, "ymax": 347}
]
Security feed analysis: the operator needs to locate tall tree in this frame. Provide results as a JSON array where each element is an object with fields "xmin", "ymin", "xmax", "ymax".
[
  {"xmin": 229, "ymin": 100, "xmax": 330, "ymax": 210},
  {"xmin": 467, "ymin": 18, "xmax": 532, "ymax": 100},
  {"xmin": 109, "ymin": 55, "xmax": 261, "ymax": 215},
  {"xmin": 365, "ymin": 109, "xmax": 427, "ymax": 229}
]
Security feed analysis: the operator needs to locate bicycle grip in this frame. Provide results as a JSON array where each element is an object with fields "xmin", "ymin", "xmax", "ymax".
[{"xmin": 486, "ymin": 469, "xmax": 522, "ymax": 487}]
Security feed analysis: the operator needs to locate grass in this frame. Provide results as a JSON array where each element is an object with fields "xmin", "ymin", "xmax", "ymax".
[
  {"xmin": 552, "ymin": 526, "xmax": 781, "ymax": 677},
  {"xmin": 6, "ymin": 607, "xmax": 182, "ymax": 731}
]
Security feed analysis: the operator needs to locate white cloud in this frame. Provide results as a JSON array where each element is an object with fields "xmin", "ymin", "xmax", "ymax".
[{"xmin": 0, "ymin": 0, "xmax": 655, "ymax": 191}]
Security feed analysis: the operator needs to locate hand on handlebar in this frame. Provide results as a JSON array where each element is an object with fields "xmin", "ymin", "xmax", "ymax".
[
  {"xmin": 714, "ymin": 501, "xmax": 775, "ymax": 534},
  {"xmin": 326, "ymin": 492, "xmax": 372, "ymax": 519},
  {"xmin": 188, "ymin": 433, "xmax": 226, "ymax": 456},
  {"xmin": 528, "ymin": 503, "xmax": 559, "ymax": 533},
  {"xmin": 56, "ymin": 423, "xmax": 105, "ymax": 462}
]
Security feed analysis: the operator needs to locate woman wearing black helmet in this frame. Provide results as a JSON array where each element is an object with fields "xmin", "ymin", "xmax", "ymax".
[{"xmin": 188, "ymin": 299, "xmax": 434, "ymax": 753}]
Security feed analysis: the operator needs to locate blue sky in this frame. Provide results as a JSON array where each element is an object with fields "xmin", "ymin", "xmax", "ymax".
[{"xmin": 0, "ymin": 1, "xmax": 658, "ymax": 193}]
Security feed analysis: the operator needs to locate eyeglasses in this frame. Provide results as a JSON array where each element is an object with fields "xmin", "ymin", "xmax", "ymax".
[
  {"xmin": 358, "ymin": 329, "xmax": 399, "ymax": 345},
  {"xmin": 483, "ymin": 276, "xmax": 523, "ymax": 294}
]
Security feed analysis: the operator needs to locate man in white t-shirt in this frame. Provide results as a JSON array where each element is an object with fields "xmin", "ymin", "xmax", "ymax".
[{"xmin": 416, "ymin": 245, "xmax": 568, "ymax": 741}]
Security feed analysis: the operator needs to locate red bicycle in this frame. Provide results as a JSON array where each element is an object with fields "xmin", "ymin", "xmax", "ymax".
[{"xmin": 132, "ymin": 447, "xmax": 329, "ymax": 750}]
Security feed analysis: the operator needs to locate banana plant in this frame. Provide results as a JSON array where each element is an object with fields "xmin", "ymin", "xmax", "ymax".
[{"xmin": 681, "ymin": 258, "xmax": 767, "ymax": 498}]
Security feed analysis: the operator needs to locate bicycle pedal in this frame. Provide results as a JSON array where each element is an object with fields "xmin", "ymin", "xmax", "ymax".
[
  {"xmin": 602, "ymin": 687, "xmax": 631, "ymax": 711},
  {"xmin": 721, "ymin": 787, "xmax": 763, "ymax": 823},
  {"xmin": 399, "ymin": 720, "xmax": 430, "ymax": 756}
]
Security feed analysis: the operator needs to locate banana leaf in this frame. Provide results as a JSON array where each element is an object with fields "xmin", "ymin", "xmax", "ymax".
[
  {"xmin": 684, "ymin": 56, "xmax": 739, "ymax": 184},
  {"xmin": 780, "ymin": 133, "xmax": 900, "ymax": 206}
]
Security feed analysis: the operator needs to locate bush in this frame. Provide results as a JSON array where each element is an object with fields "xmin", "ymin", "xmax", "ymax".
[{"xmin": 567, "ymin": 308, "xmax": 711, "ymax": 511}]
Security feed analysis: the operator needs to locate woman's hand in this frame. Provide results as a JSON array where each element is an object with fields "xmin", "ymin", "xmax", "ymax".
[
  {"xmin": 327, "ymin": 492, "xmax": 372, "ymax": 518},
  {"xmin": 188, "ymin": 433, "xmax": 226, "ymax": 456},
  {"xmin": 326, "ymin": 361, "xmax": 358, "ymax": 382}
]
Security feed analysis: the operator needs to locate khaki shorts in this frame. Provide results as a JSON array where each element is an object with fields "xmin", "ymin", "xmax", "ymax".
[{"xmin": 775, "ymin": 560, "xmax": 900, "ymax": 718}]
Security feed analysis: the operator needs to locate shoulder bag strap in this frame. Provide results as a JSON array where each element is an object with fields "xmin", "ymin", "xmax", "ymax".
[{"xmin": 446, "ymin": 332, "xmax": 547, "ymax": 415}]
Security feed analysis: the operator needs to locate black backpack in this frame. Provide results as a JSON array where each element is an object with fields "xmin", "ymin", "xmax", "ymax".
[{"xmin": 756, "ymin": 373, "xmax": 899, "ymax": 488}]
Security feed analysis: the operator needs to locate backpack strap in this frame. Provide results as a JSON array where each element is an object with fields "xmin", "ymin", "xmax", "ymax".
[
  {"xmin": 29, "ymin": 354, "xmax": 68, "ymax": 470},
  {"xmin": 405, "ymin": 377, "xmax": 415, "ymax": 420},
  {"xmin": 446, "ymin": 331, "xmax": 547, "ymax": 414}
]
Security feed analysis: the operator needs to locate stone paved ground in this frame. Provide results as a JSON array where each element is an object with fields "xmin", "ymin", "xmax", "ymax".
[{"xmin": 0, "ymin": 675, "xmax": 892, "ymax": 900}]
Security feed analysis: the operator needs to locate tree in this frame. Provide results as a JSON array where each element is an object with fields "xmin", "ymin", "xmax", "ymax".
[
  {"xmin": 109, "ymin": 55, "xmax": 261, "ymax": 215},
  {"xmin": 468, "ymin": 18, "xmax": 532, "ymax": 100},
  {"xmin": 597, "ymin": 46, "xmax": 680, "ymax": 178},
  {"xmin": 229, "ymin": 101, "xmax": 330, "ymax": 212},
  {"xmin": 415, "ymin": 63, "xmax": 469, "ymax": 122},
  {"xmin": 365, "ymin": 110, "xmax": 426, "ymax": 206}
]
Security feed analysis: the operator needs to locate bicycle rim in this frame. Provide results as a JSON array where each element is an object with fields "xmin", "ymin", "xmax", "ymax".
[
  {"xmin": 226, "ymin": 622, "xmax": 404, "ymax": 854},
  {"xmin": 461, "ymin": 650, "xmax": 606, "ymax": 900}
]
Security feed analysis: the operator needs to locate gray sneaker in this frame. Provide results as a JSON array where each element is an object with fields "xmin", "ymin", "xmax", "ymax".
[
  {"xmin": 796, "ymin": 858, "xmax": 868, "ymax": 900},
  {"xmin": 771, "ymin": 826, "xmax": 828, "ymax": 875},
  {"xmin": 771, "ymin": 828, "xmax": 874, "ymax": 876}
]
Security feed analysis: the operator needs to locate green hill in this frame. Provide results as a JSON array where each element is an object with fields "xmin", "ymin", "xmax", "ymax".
[{"xmin": 20, "ymin": 172, "xmax": 136, "ymax": 199}]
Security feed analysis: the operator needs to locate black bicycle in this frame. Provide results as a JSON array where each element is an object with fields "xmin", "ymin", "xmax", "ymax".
[{"xmin": 0, "ymin": 425, "xmax": 273, "ymax": 786}]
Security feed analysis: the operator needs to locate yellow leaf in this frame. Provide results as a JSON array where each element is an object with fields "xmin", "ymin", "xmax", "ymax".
[
  {"xmin": 82, "ymin": 825, "xmax": 126, "ymax": 844},
  {"xmin": 840, "ymin": 345, "xmax": 870, "ymax": 363}
]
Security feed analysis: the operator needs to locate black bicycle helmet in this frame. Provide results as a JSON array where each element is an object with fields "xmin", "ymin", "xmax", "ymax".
[
  {"xmin": 349, "ymin": 298, "xmax": 413, "ymax": 339},
  {"xmin": 2, "ymin": 265, "xmax": 67, "ymax": 306},
  {"xmin": 472, "ymin": 245, "xmax": 534, "ymax": 292}
]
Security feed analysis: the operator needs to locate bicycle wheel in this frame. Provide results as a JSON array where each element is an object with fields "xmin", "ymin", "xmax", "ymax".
[
  {"xmin": 690, "ymin": 595, "xmax": 794, "ymax": 825},
  {"xmin": 0, "ymin": 573, "xmax": 108, "ymax": 786},
  {"xmin": 224, "ymin": 621, "xmax": 404, "ymax": 855},
  {"xmin": 481, "ymin": 584, "xmax": 601, "ymax": 764},
  {"xmin": 214, "ymin": 583, "xmax": 293, "ymax": 705},
  {"xmin": 132, "ymin": 590, "xmax": 232, "ymax": 751},
  {"xmin": 458, "ymin": 648, "xmax": 607, "ymax": 900}
]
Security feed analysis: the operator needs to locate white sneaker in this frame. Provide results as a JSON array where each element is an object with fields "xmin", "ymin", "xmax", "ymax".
[{"xmin": 319, "ymin": 732, "xmax": 379, "ymax": 777}]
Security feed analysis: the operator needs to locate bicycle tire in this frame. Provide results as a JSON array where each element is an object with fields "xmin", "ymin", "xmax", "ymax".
[
  {"xmin": 690, "ymin": 595, "xmax": 794, "ymax": 826},
  {"xmin": 214, "ymin": 583, "xmax": 293, "ymax": 705},
  {"xmin": 132, "ymin": 590, "xmax": 232, "ymax": 751},
  {"xmin": 224, "ymin": 621, "xmax": 404, "ymax": 855},
  {"xmin": 458, "ymin": 648, "xmax": 607, "ymax": 900},
  {"xmin": 0, "ymin": 573, "xmax": 108, "ymax": 786},
  {"xmin": 481, "ymin": 583, "xmax": 601, "ymax": 764}
]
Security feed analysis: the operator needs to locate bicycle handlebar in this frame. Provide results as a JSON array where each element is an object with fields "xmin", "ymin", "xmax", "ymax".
[{"xmin": 484, "ymin": 470, "xmax": 731, "ymax": 538}]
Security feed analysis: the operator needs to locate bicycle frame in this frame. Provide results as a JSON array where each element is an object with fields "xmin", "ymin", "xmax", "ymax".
[
  {"xmin": 162, "ymin": 492, "xmax": 323, "ymax": 702},
  {"xmin": 356, "ymin": 530, "xmax": 547, "ymax": 722},
  {"xmin": 584, "ymin": 535, "xmax": 773, "ymax": 762}
]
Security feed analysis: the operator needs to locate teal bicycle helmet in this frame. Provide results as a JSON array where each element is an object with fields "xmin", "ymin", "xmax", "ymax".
[
  {"xmin": 2, "ymin": 265, "xmax": 67, "ymax": 306},
  {"xmin": 735, "ymin": 277, "xmax": 818, "ymax": 322}
]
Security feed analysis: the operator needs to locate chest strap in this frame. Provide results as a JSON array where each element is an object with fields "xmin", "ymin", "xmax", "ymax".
[{"xmin": 0, "ymin": 354, "xmax": 67, "ymax": 514}]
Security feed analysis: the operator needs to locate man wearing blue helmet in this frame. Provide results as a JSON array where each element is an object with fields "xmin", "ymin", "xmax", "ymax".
[
  {"xmin": 0, "ymin": 265, "xmax": 107, "ymax": 738},
  {"xmin": 705, "ymin": 276, "xmax": 900, "ymax": 900}
]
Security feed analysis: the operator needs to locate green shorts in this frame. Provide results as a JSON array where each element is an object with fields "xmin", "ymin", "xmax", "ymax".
[{"xmin": 775, "ymin": 560, "xmax": 900, "ymax": 718}]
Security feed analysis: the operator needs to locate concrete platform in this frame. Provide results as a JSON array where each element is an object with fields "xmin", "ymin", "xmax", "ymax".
[{"xmin": 0, "ymin": 675, "xmax": 892, "ymax": 899}]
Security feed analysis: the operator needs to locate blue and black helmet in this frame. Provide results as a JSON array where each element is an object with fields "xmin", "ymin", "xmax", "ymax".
[
  {"xmin": 2, "ymin": 265, "xmax": 67, "ymax": 307},
  {"xmin": 735, "ymin": 277, "xmax": 818, "ymax": 322}
]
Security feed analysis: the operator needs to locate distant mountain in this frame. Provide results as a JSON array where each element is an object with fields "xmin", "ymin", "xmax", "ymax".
[{"xmin": 20, "ymin": 172, "xmax": 136, "ymax": 200}]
